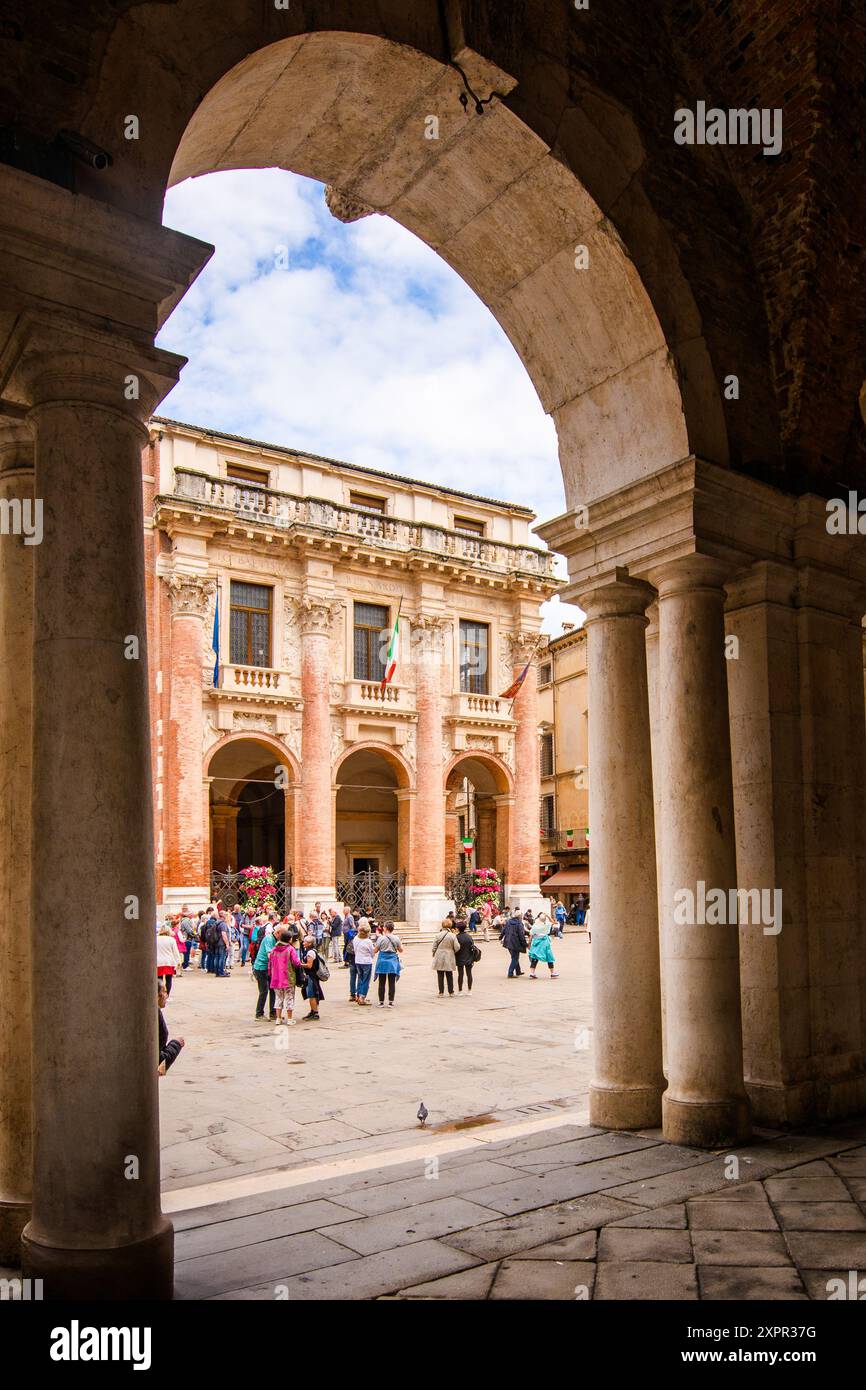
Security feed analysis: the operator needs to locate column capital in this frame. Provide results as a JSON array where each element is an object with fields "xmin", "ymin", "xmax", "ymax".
[
  {"xmin": 164, "ymin": 572, "xmax": 216, "ymax": 621},
  {"xmin": 506, "ymin": 629, "xmax": 542, "ymax": 664},
  {"xmin": 578, "ymin": 573, "xmax": 656, "ymax": 624},
  {"xmin": 648, "ymin": 553, "xmax": 731, "ymax": 597},
  {"xmin": 413, "ymin": 611, "xmax": 450, "ymax": 663},
  {"xmin": 296, "ymin": 594, "xmax": 342, "ymax": 636}
]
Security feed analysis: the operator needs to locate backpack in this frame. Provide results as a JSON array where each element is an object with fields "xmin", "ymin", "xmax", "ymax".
[
  {"xmin": 471, "ymin": 943, "xmax": 482, "ymax": 963},
  {"xmin": 204, "ymin": 919, "xmax": 222, "ymax": 950},
  {"xmin": 314, "ymin": 951, "xmax": 330, "ymax": 982}
]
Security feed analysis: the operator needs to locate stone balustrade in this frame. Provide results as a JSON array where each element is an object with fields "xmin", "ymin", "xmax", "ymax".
[{"xmin": 166, "ymin": 468, "xmax": 557, "ymax": 579}]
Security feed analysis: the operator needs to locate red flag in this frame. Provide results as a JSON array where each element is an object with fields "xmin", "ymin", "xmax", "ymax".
[{"xmin": 499, "ymin": 661, "xmax": 530, "ymax": 701}]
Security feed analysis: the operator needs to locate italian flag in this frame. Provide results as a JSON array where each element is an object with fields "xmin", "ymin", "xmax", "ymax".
[{"xmin": 380, "ymin": 611, "xmax": 400, "ymax": 692}]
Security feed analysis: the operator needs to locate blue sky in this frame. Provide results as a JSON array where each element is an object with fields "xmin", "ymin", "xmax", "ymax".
[{"xmin": 157, "ymin": 169, "xmax": 580, "ymax": 628}]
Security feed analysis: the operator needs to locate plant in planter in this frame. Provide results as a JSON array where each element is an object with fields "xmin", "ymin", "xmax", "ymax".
[
  {"xmin": 464, "ymin": 866, "xmax": 501, "ymax": 908},
  {"xmin": 237, "ymin": 864, "xmax": 278, "ymax": 916}
]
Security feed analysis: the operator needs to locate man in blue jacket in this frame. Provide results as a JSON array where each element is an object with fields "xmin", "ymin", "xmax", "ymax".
[{"xmin": 500, "ymin": 910, "xmax": 527, "ymax": 978}]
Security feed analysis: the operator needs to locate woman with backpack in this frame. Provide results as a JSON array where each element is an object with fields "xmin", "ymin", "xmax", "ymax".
[
  {"xmin": 454, "ymin": 921, "xmax": 479, "ymax": 993},
  {"xmin": 300, "ymin": 933, "xmax": 325, "ymax": 1021},
  {"xmin": 432, "ymin": 919, "xmax": 458, "ymax": 997},
  {"xmin": 373, "ymin": 921, "xmax": 403, "ymax": 1006},
  {"xmin": 352, "ymin": 921, "xmax": 375, "ymax": 1005},
  {"xmin": 268, "ymin": 929, "xmax": 302, "ymax": 1024}
]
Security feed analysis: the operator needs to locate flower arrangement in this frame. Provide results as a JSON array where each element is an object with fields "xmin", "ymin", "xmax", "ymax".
[
  {"xmin": 237, "ymin": 864, "xmax": 277, "ymax": 915},
  {"xmin": 464, "ymin": 866, "xmax": 501, "ymax": 907}
]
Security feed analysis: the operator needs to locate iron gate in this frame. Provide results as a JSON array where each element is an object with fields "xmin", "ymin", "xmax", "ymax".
[
  {"xmin": 209, "ymin": 868, "xmax": 293, "ymax": 915},
  {"xmin": 336, "ymin": 870, "xmax": 406, "ymax": 921},
  {"xmin": 445, "ymin": 869, "xmax": 507, "ymax": 914}
]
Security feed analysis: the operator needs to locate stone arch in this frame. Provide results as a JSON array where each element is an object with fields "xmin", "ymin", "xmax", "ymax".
[
  {"xmin": 444, "ymin": 750, "xmax": 513, "ymax": 796},
  {"xmin": 205, "ymin": 730, "xmax": 300, "ymax": 784},
  {"xmin": 334, "ymin": 740, "xmax": 413, "ymax": 790},
  {"xmin": 206, "ymin": 733, "xmax": 300, "ymax": 875}
]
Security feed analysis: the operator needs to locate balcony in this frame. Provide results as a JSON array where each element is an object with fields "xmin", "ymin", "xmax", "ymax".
[
  {"xmin": 342, "ymin": 680, "xmax": 404, "ymax": 709},
  {"xmin": 216, "ymin": 664, "xmax": 284, "ymax": 695},
  {"xmin": 450, "ymin": 692, "xmax": 512, "ymax": 724},
  {"xmin": 162, "ymin": 469, "xmax": 559, "ymax": 582}
]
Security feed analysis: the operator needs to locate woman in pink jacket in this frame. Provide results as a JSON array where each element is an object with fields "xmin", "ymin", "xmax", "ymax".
[{"xmin": 268, "ymin": 929, "xmax": 301, "ymax": 1025}]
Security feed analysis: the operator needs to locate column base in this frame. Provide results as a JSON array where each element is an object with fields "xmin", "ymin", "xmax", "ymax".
[
  {"xmin": 21, "ymin": 1217, "xmax": 174, "ymax": 1301},
  {"xmin": 506, "ymin": 885, "xmax": 548, "ymax": 916},
  {"xmin": 406, "ymin": 887, "xmax": 452, "ymax": 927},
  {"xmin": 0, "ymin": 1199, "xmax": 29, "ymax": 1266},
  {"xmin": 295, "ymin": 886, "xmax": 337, "ymax": 914},
  {"xmin": 589, "ymin": 1083, "xmax": 664, "ymax": 1131},
  {"xmin": 662, "ymin": 1093, "xmax": 751, "ymax": 1149},
  {"xmin": 161, "ymin": 885, "xmax": 210, "ymax": 914}
]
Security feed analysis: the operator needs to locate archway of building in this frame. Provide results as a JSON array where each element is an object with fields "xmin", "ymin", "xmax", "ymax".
[
  {"xmin": 7, "ymin": 6, "xmax": 866, "ymax": 1303},
  {"xmin": 334, "ymin": 744, "xmax": 412, "ymax": 886},
  {"xmin": 206, "ymin": 736, "xmax": 298, "ymax": 880},
  {"xmin": 444, "ymin": 752, "xmax": 512, "ymax": 884}
]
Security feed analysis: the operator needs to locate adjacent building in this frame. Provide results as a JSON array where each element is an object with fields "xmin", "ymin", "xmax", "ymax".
[
  {"xmin": 144, "ymin": 418, "xmax": 561, "ymax": 925},
  {"xmin": 537, "ymin": 625, "xmax": 590, "ymax": 908}
]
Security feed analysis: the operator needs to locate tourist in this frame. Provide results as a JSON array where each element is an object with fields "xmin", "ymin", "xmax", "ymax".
[
  {"xmin": 179, "ymin": 905, "xmax": 196, "ymax": 969},
  {"xmin": 201, "ymin": 908, "xmax": 222, "ymax": 974},
  {"xmin": 353, "ymin": 921, "xmax": 375, "ymax": 1005},
  {"xmin": 156, "ymin": 923, "xmax": 183, "ymax": 996},
  {"xmin": 500, "ymin": 908, "xmax": 527, "ymax": 978},
  {"xmin": 491, "ymin": 908, "xmax": 505, "ymax": 939},
  {"xmin": 553, "ymin": 900, "xmax": 567, "ymax": 937},
  {"xmin": 300, "ymin": 933, "xmax": 324, "ymax": 1021},
  {"xmin": 373, "ymin": 920, "xmax": 403, "ymax": 1006},
  {"xmin": 269, "ymin": 929, "xmax": 301, "ymax": 1024},
  {"xmin": 454, "ymin": 919, "xmax": 478, "ymax": 993},
  {"xmin": 467, "ymin": 904, "xmax": 481, "ymax": 934},
  {"xmin": 252, "ymin": 919, "xmax": 278, "ymax": 1020},
  {"xmin": 157, "ymin": 981, "xmax": 184, "ymax": 1075},
  {"xmin": 528, "ymin": 915, "xmax": 559, "ymax": 979},
  {"xmin": 328, "ymin": 906, "xmax": 343, "ymax": 962},
  {"xmin": 340, "ymin": 905, "xmax": 355, "ymax": 967},
  {"xmin": 215, "ymin": 913, "xmax": 232, "ymax": 977},
  {"xmin": 585, "ymin": 905, "xmax": 591, "ymax": 943},
  {"xmin": 432, "ymin": 918, "xmax": 458, "ymax": 996},
  {"xmin": 575, "ymin": 891, "xmax": 586, "ymax": 926},
  {"xmin": 480, "ymin": 899, "xmax": 493, "ymax": 940},
  {"xmin": 237, "ymin": 908, "xmax": 254, "ymax": 967},
  {"xmin": 343, "ymin": 917, "xmax": 358, "ymax": 997}
]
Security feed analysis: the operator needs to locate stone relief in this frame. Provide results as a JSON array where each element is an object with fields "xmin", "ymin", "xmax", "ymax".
[
  {"xmin": 467, "ymin": 734, "xmax": 496, "ymax": 752},
  {"xmin": 401, "ymin": 727, "xmax": 417, "ymax": 769},
  {"xmin": 502, "ymin": 736, "xmax": 516, "ymax": 772},
  {"xmin": 202, "ymin": 716, "xmax": 220, "ymax": 755},
  {"xmin": 165, "ymin": 572, "xmax": 215, "ymax": 622},
  {"xmin": 330, "ymin": 725, "xmax": 346, "ymax": 768},
  {"xmin": 232, "ymin": 712, "xmax": 277, "ymax": 734},
  {"xmin": 442, "ymin": 733, "xmax": 454, "ymax": 766}
]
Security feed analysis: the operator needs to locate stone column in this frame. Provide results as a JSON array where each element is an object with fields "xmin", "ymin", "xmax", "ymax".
[
  {"xmin": 21, "ymin": 339, "xmax": 179, "ymax": 1297},
  {"xmin": 580, "ymin": 578, "xmax": 665, "ymax": 1129},
  {"xmin": 163, "ymin": 573, "xmax": 213, "ymax": 906},
  {"xmin": 407, "ymin": 616, "xmax": 451, "ymax": 925},
  {"xmin": 396, "ymin": 789, "xmax": 413, "ymax": 886},
  {"xmin": 651, "ymin": 555, "xmax": 750, "ymax": 1147},
  {"xmin": 210, "ymin": 803, "xmax": 239, "ymax": 873},
  {"xmin": 494, "ymin": 793, "xmax": 513, "ymax": 882},
  {"xmin": 475, "ymin": 797, "xmax": 497, "ymax": 869},
  {"xmin": 0, "ymin": 420, "xmax": 34, "ymax": 1263},
  {"xmin": 295, "ymin": 597, "xmax": 339, "ymax": 908},
  {"xmin": 508, "ymin": 632, "xmax": 545, "ymax": 912}
]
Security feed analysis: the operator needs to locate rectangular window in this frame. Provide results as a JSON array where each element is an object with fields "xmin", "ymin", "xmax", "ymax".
[
  {"xmin": 354, "ymin": 601, "xmax": 389, "ymax": 681},
  {"xmin": 538, "ymin": 662, "xmax": 552, "ymax": 686},
  {"xmin": 227, "ymin": 462, "xmax": 269, "ymax": 487},
  {"xmin": 350, "ymin": 491, "xmax": 387, "ymax": 513},
  {"xmin": 540, "ymin": 794, "xmax": 555, "ymax": 835},
  {"xmin": 230, "ymin": 581, "xmax": 272, "ymax": 667},
  {"xmin": 454, "ymin": 515, "xmax": 485, "ymax": 537},
  {"xmin": 540, "ymin": 731, "xmax": 554, "ymax": 778},
  {"xmin": 459, "ymin": 620, "xmax": 489, "ymax": 694}
]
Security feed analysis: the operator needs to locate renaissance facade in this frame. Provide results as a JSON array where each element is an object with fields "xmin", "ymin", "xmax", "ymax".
[{"xmin": 145, "ymin": 418, "xmax": 560, "ymax": 925}]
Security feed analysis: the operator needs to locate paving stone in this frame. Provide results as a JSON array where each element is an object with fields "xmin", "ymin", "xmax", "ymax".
[
  {"xmin": 688, "ymin": 1180, "xmax": 769, "ymax": 1202},
  {"xmin": 441, "ymin": 1194, "xmax": 635, "ymax": 1260},
  {"xmin": 690, "ymin": 1230, "xmax": 792, "ymax": 1266},
  {"xmin": 595, "ymin": 1261, "xmax": 698, "ymax": 1301},
  {"xmin": 774, "ymin": 1201, "xmax": 866, "ymax": 1232},
  {"xmin": 511, "ymin": 1229, "xmax": 597, "ymax": 1260},
  {"xmin": 827, "ymin": 1147, "xmax": 866, "ymax": 1177},
  {"xmin": 784, "ymin": 1231, "xmax": 866, "ymax": 1269},
  {"xmin": 469, "ymin": 1144, "xmax": 712, "ymax": 1216},
  {"xmin": 608, "ymin": 1158, "xmax": 777, "ymax": 1209},
  {"xmin": 332, "ymin": 1160, "xmax": 526, "ymax": 1216},
  {"xmin": 697, "ymin": 1266, "xmax": 808, "ymax": 1300},
  {"xmin": 799, "ymin": 1268, "xmax": 866, "ymax": 1300},
  {"xmin": 206, "ymin": 1240, "xmax": 482, "ymax": 1301},
  {"xmin": 507, "ymin": 1131, "xmax": 659, "ymax": 1173},
  {"xmin": 730, "ymin": 1135, "xmax": 860, "ymax": 1168},
  {"xmin": 174, "ymin": 1229, "xmax": 359, "ymax": 1299},
  {"xmin": 598, "ymin": 1226, "xmax": 693, "ymax": 1262},
  {"xmin": 480, "ymin": 1125, "xmax": 603, "ymax": 1162},
  {"xmin": 490, "ymin": 1258, "xmax": 596, "ymax": 1300},
  {"xmin": 609, "ymin": 1204, "xmax": 688, "ymax": 1230},
  {"xmin": 393, "ymin": 1263, "xmax": 500, "ymax": 1299},
  {"xmin": 174, "ymin": 1198, "xmax": 365, "ymax": 1260},
  {"xmin": 325, "ymin": 1197, "xmax": 499, "ymax": 1256},
  {"xmin": 687, "ymin": 1202, "xmax": 778, "ymax": 1231},
  {"xmin": 845, "ymin": 1178, "xmax": 866, "ymax": 1202},
  {"xmin": 764, "ymin": 1168, "xmax": 851, "ymax": 1202}
]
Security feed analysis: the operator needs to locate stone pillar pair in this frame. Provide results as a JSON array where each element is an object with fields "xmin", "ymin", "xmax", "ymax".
[
  {"xmin": 506, "ymin": 631, "xmax": 546, "ymax": 913},
  {"xmin": 581, "ymin": 559, "xmax": 749, "ymax": 1145},
  {"xmin": 163, "ymin": 572, "xmax": 214, "ymax": 906},
  {"xmin": 406, "ymin": 614, "xmax": 450, "ymax": 926},
  {"xmin": 294, "ymin": 595, "xmax": 340, "ymax": 909}
]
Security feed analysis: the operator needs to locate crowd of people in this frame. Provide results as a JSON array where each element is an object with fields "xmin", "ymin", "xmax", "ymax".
[{"xmin": 156, "ymin": 895, "xmax": 589, "ymax": 1071}]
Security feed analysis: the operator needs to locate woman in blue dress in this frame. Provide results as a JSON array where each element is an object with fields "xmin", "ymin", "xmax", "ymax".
[
  {"xmin": 373, "ymin": 920, "xmax": 403, "ymax": 1006},
  {"xmin": 528, "ymin": 916, "xmax": 559, "ymax": 979}
]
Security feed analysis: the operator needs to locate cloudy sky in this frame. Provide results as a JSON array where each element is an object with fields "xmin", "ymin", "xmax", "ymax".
[{"xmin": 158, "ymin": 169, "xmax": 580, "ymax": 629}]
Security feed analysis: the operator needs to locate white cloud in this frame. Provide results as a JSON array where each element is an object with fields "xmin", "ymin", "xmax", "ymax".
[{"xmin": 158, "ymin": 169, "xmax": 565, "ymax": 524}]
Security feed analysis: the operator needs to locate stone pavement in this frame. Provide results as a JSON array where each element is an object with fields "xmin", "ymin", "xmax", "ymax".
[
  {"xmin": 159, "ymin": 932, "xmax": 592, "ymax": 1190},
  {"xmin": 167, "ymin": 1114, "xmax": 866, "ymax": 1300}
]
